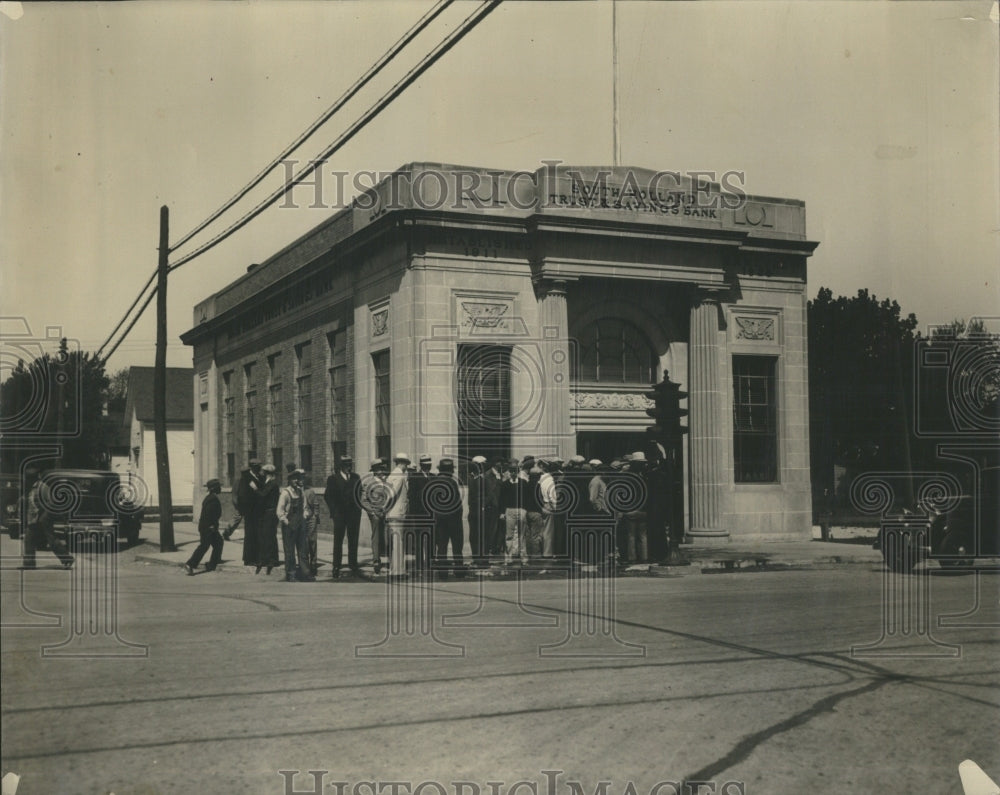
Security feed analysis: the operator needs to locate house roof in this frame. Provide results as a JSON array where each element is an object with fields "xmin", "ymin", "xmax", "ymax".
[{"xmin": 123, "ymin": 367, "xmax": 194, "ymax": 425}]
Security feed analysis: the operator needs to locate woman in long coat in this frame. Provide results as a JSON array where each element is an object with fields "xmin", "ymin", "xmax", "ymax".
[{"xmin": 256, "ymin": 464, "xmax": 281, "ymax": 574}]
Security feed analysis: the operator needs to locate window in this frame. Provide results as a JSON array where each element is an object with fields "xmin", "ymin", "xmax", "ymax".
[
  {"xmin": 372, "ymin": 350, "xmax": 390, "ymax": 462},
  {"xmin": 222, "ymin": 371, "xmax": 235, "ymax": 485},
  {"xmin": 733, "ymin": 356, "xmax": 778, "ymax": 483},
  {"xmin": 297, "ymin": 374, "xmax": 311, "ymax": 450},
  {"xmin": 268, "ymin": 384, "xmax": 282, "ymax": 454},
  {"xmin": 245, "ymin": 389, "xmax": 257, "ymax": 460},
  {"xmin": 298, "ymin": 444, "xmax": 312, "ymax": 474},
  {"xmin": 457, "ymin": 345, "xmax": 512, "ymax": 476},
  {"xmin": 295, "ymin": 340, "xmax": 312, "ymax": 373},
  {"xmin": 573, "ymin": 318, "xmax": 657, "ymax": 384},
  {"xmin": 243, "ymin": 362, "xmax": 258, "ymax": 459},
  {"xmin": 328, "ymin": 329, "xmax": 348, "ymax": 459}
]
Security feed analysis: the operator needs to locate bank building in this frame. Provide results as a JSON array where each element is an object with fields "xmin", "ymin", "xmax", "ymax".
[{"xmin": 181, "ymin": 163, "xmax": 819, "ymax": 542}]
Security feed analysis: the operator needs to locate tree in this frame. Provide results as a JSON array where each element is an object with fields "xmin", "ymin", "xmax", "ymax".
[
  {"xmin": 808, "ymin": 288, "xmax": 919, "ymax": 508},
  {"xmin": 0, "ymin": 340, "xmax": 110, "ymax": 470},
  {"xmin": 107, "ymin": 367, "xmax": 130, "ymax": 414}
]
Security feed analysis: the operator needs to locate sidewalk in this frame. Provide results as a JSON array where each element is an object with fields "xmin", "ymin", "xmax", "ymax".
[{"xmin": 130, "ymin": 521, "xmax": 886, "ymax": 577}]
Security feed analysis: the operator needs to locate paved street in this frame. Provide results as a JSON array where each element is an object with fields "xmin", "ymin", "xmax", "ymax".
[{"xmin": 2, "ymin": 534, "xmax": 998, "ymax": 795}]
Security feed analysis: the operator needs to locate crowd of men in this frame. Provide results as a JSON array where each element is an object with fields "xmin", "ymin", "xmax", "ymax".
[{"xmin": 185, "ymin": 448, "xmax": 680, "ymax": 580}]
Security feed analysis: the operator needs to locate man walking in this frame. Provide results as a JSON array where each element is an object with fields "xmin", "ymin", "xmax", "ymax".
[
  {"xmin": 21, "ymin": 469, "xmax": 74, "ymax": 570},
  {"xmin": 325, "ymin": 455, "xmax": 363, "ymax": 578},
  {"xmin": 184, "ymin": 479, "xmax": 224, "ymax": 575}
]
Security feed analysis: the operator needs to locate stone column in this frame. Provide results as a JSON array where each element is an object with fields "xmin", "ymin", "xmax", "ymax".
[
  {"xmin": 688, "ymin": 293, "xmax": 729, "ymax": 540},
  {"xmin": 538, "ymin": 279, "xmax": 573, "ymax": 460}
]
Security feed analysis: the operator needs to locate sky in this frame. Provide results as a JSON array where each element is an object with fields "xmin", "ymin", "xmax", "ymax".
[{"xmin": 1, "ymin": 0, "xmax": 998, "ymax": 376}]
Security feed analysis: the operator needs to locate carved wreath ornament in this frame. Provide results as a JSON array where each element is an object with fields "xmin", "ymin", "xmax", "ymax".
[
  {"xmin": 573, "ymin": 392, "xmax": 654, "ymax": 410},
  {"xmin": 461, "ymin": 302, "xmax": 510, "ymax": 330}
]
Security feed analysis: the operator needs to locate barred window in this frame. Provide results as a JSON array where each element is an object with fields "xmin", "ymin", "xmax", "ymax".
[
  {"xmin": 573, "ymin": 318, "xmax": 657, "ymax": 384},
  {"xmin": 372, "ymin": 350, "xmax": 390, "ymax": 462},
  {"xmin": 328, "ymin": 329, "xmax": 348, "ymax": 459},
  {"xmin": 733, "ymin": 356, "xmax": 778, "ymax": 483}
]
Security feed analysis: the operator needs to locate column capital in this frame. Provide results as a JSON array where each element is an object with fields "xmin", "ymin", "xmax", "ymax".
[{"xmin": 534, "ymin": 277, "xmax": 569, "ymax": 299}]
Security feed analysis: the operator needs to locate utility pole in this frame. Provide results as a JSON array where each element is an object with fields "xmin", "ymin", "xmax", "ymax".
[{"xmin": 154, "ymin": 205, "xmax": 176, "ymax": 552}]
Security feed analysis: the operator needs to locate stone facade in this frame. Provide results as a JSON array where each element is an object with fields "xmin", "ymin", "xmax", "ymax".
[{"xmin": 182, "ymin": 162, "xmax": 819, "ymax": 541}]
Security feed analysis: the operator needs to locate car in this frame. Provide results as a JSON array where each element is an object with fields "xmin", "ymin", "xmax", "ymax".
[
  {"xmin": 36, "ymin": 469, "xmax": 145, "ymax": 549},
  {"xmin": 875, "ymin": 464, "xmax": 1000, "ymax": 573},
  {"xmin": 1, "ymin": 473, "xmax": 23, "ymax": 540}
]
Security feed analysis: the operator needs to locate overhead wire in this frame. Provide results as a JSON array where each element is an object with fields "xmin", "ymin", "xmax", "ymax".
[
  {"xmin": 98, "ymin": 0, "xmax": 501, "ymax": 363},
  {"xmin": 168, "ymin": 0, "xmax": 501, "ymax": 274},
  {"xmin": 100, "ymin": 285, "xmax": 158, "ymax": 363},
  {"xmin": 96, "ymin": 269, "xmax": 158, "ymax": 359},
  {"xmin": 169, "ymin": 0, "xmax": 455, "ymax": 255}
]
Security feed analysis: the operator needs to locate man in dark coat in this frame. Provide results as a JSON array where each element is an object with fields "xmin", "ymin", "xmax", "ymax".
[
  {"xmin": 325, "ymin": 455, "xmax": 363, "ymax": 578},
  {"xmin": 433, "ymin": 458, "xmax": 465, "ymax": 577},
  {"xmin": 185, "ymin": 479, "xmax": 225, "ymax": 575}
]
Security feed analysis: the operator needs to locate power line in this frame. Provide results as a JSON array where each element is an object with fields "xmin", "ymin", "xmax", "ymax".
[
  {"xmin": 96, "ymin": 269, "xmax": 157, "ymax": 358},
  {"xmin": 168, "ymin": 0, "xmax": 501, "ymax": 274},
  {"xmin": 100, "ymin": 285, "xmax": 157, "ymax": 363},
  {"xmin": 169, "ymin": 0, "xmax": 454, "ymax": 255},
  {"xmin": 98, "ymin": 2, "xmax": 455, "ymax": 364}
]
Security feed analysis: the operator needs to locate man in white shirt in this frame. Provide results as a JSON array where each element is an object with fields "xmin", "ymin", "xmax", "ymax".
[
  {"xmin": 538, "ymin": 460, "xmax": 558, "ymax": 558},
  {"xmin": 385, "ymin": 453, "xmax": 411, "ymax": 576}
]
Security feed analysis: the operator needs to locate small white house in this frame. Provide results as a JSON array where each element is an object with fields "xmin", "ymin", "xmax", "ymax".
[{"xmin": 123, "ymin": 367, "xmax": 194, "ymax": 510}]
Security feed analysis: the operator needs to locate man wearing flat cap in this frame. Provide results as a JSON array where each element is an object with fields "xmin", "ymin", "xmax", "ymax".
[
  {"xmin": 325, "ymin": 454, "xmax": 363, "ymax": 578},
  {"xmin": 185, "ymin": 479, "xmax": 225, "ymax": 575}
]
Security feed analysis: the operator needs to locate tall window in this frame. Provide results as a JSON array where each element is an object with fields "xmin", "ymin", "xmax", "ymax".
[
  {"xmin": 733, "ymin": 356, "xmax": 778, "ymax": 483},
  {"xmin": 223, "ymin": 371, "xmax": 235, "ymax": 486},
  {"xmin": 372, "ymin": 350, "xmax": 391, "ymax": 462},
  {"xmin": 328, "ymin": 329, "xmax": 348, "ymax": 460},
  {"xmin": 295, "ymin": 341, "xmax": 312, "ymax": 470},
  {"xmin": 573, "ymin": 318, "xmax": 657, "ymax": 384},
  {"xmin": 267, "ymin": 353, "xmax": 282, "ymax": 467},
  {"xmin": 297, "ymin": 374, "xmax": 311, "ymax": 468},
  {"xmin": 269, "ymin": 383, "xmax": 282, "ymax": 464},
  {"xmin": 457, "ymin": 345, "xmax": 512, "ymax": 475},
  {"xmin": 244, "ymin": 362, "xmax": 258, "ymax": 460}
]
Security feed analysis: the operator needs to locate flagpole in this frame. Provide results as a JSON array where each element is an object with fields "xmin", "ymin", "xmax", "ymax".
[{"xmin": 612, "ymin": 0, "xmax": 620, "ymax": 167}]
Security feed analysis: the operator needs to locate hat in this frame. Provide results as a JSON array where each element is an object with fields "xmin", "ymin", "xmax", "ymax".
[
  {"xmin": 339, "ymin": 454, "xmax": 353, "ymax": 464},
  {"xmin": 370, "ymin": 458, "xmax": 384, "ymax": 470},
  {"xmin": 394, "ymin": 452, "xmax": 411, "ymax": 463},
  {"xmin": 520, "ymin": 455, "xmax": 535, "ymax": 468},
  {"xmin": 569, "ymin": 454, "xmax": 586, "ymax": 464},
  {"xmin": 589, "ymin": 459, "xmax": 603, "ymax": 467},
  {"xmin": 438, "ymin": 458, "xmax": 455, "ymax": 470},
  {"xmin": 610, "ymin": 460, "xmax": 624, "ymax": 470},
  {"xmin": 262, "ymin": 464, "xmax": 276, "ymax": 473},
  {"xmin": 631, "ymin": 451, "xmax": 647, "ymax": 462},
  {"xmin": 471, "ymin": 455, "xmax": 488, "ymax": 465},
  {"xmin": 286, "ymin": 463, "xmax": 297, "ymax": 473},
  {"xmin": 249, "ymin": 458, "xmax": 261, "ymax": 467},
  {"xmin": 205, "ymin": 478, "xmax": 221, "ymax": 489},
  {"xmin": 419, "ymin": 454, "xmax": 432, "ymax": 464}
]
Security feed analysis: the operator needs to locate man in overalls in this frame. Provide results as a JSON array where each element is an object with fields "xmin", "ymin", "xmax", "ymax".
[{"xmin": 277, "ymin": 469, "xmax": 313, "ymax": 582}]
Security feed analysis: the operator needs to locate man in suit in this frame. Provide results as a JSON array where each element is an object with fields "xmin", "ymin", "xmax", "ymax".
[
  {"xmin": 325, "ymin": 455, "xmax": 363, "ymax": 578},
  {"xmin": 433, "ymin": 458, "xmax": 465, "ymax": 577}
]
